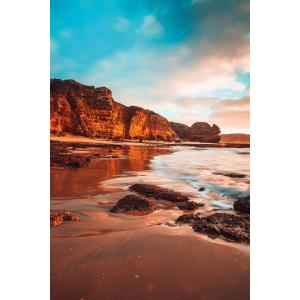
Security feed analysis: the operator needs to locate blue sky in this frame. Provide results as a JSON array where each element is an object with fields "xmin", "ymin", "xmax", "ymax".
[{"xmin": 51, "ymin": 0, "xmax": 249, "ymax": 133}]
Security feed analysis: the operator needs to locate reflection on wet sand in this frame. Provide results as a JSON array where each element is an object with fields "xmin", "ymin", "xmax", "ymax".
[{"xmin": 51, "ymin": 146, "xmax": 172, "ymax": 198}]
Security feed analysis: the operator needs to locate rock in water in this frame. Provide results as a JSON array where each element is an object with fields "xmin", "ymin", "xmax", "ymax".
[
  {"xmin": 176, "ymin": 212, "xmax": 250, "ymax": 244},
  {"xmin": 50, "ymin": 210, "xmax": 80, "ymax": 226},
  {"xmin": 213, "ymin": 172, "xmax": 247, "ymax": 178},
  {"xmin": 50, "ymin": 79, "xmax": 177, "ymax": 141},
  {"xmin": 234, "ymin": 195, "xmax": 250, "ymax": 214},
  {"xmin": 129, "ymin": 184, "xmax": 189, "ymax": 202},
  {"xmin": 110, "ymin": 195, "xmax": 156, "ymax": 213},
  {"xmin": 177, "ymin": 201, "xmax": 205, "ymax": 210}
]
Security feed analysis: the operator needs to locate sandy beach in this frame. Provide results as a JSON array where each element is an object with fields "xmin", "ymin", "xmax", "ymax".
[{"xmin": 51, "ymin": 137, "xmax": 250, "ymax": 300}]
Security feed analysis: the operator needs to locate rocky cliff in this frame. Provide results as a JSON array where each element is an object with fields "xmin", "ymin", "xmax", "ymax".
[
  {"xmin": 50, "ymin": 79, "xmax": 177, "ymax": 141},
  {"xmin": 170, "ymin": 121, "xmax": 221, "ymax": 143},
  {"xmin": 51, "ymin": 79, "xmax": 222, "ymax": 142}
]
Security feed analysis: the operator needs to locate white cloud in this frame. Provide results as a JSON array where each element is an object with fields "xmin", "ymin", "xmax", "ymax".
[
  {"xmin": 50, "ymin": 38, "xmax": 58, "ymax": 53},
  {"xmin": 113, "ymin": 17, "xmax": 130, "ymax": 33},
  {"xmin": 137, "ymin": 15, "xmax": 164, "ymax": 38}
]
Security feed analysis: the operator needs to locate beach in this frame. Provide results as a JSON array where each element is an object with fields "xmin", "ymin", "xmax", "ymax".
[{"xmin": 51, "ymin": 138, "xmax": 250, "ymax": 300}]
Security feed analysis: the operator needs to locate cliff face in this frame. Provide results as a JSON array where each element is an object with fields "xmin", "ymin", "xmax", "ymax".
[
  {"xmin": 170, "ymin": 121, "xmax": 221, "ymax": 143},
  {"xmin": 50, "ymin": 79, "xmax": 177, "ymax": 141}
]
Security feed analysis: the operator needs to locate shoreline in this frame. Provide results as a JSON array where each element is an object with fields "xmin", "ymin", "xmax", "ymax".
[{"xmin": 50, "ymin": 135, "xmax": 250, "ymax": 148}]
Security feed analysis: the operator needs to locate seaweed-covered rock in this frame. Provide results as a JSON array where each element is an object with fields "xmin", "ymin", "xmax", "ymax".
[
  {"xmin": 50, "ymin": 210, "xmax": 80, "ymax": 226},
  {"xmin": 177, "ymin": 201, "xmax": 204, "ymax": 210},
  {"xmin": 176, "ymin": 212, "xmax": 249, "ymax": 244},
  {"xmin": 234, "ymin": 195, "xmax": 250, "ymax": 214},
  {"xmin": 110, "ymin": 195, "xmax": 156, "ymax": 213},
  {"xmin": 129, "ymin": 184, "xmax": 189, "ymax": 202}
]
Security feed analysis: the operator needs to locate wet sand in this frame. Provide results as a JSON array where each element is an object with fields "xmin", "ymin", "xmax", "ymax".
[{"xmin": 51, "ymin": 141, "xmax": 249, "ymax": 300}]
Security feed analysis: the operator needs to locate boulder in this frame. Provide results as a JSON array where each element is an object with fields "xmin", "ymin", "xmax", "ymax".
[
  {"xmin": 234, "ymin": 195, "xmax": 250, "ymax": 214},
  {"xmin": 110, "ymin": 195, "xmax": 156, "ymax": 213},
  {"xmin": 50, "ymin": 210, "xmax": 80, "ymax": 226},
  {"xmin": 177, "ymin": 201, "xmax": 204, "ymax": 210},
  {"xmin": 129, "ymin": 184, "xmax": 189, "ymax": 202},
  {"xmin": 176, "ymin": 212, "xmax": 250, "ymax": 244}
]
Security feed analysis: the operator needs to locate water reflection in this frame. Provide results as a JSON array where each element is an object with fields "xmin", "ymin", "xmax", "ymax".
[{"xmin": 50, "ymin": 146, "xmax": 172, "ymax": 199}]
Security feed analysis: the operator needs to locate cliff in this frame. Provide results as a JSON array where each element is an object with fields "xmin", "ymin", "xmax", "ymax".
[
  {"xmin": 50, "ymin": 79, "xmax": 177, "ymax": 141},
  {"xmin": 170, "ymin": 121, "xmax": 221, "ymax": 143}
]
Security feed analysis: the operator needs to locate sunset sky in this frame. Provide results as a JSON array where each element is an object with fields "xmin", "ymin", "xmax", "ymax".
[{"xmin": 51, "ymin": 0, "xmax": 249, "ymax": 133}]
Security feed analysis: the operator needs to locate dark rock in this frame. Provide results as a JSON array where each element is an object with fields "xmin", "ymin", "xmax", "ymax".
[
  {"xmin": 176, "ymin": 213, "xmax": 202, "ymax": 224},
  {"xmin": 214, "ymin": 172, "xmax": 247, "ymax": 178},
  {"xmin": 234, "ymin": 195, "xmax": 250, "ymax": 214},
  {"xmin": 176, "ymin": 212, "xmax": 250, "ymax": 244},
  {"xmin": 198, "ymin": 187, "xmax": 205, "ymax": 191},
  {"xmin": 129, "ymin": 184, "xmax": 189, "ymax": 202},
  {"xmin": 50, "ymin": 210, "xmax": 80, "ymax": 226},
  {"xmin": 51, "ymin": 154, "xmax": 91, "ymax": 168},
  {"xmin": 178, "ymin": 201, "xmax": 204, "ymax": 210},
  {"xmin": 50, "ymin": 142, "xmax": 91, "ymax": 168},
  {"xmin": 110, "ymin": 194, "xmax": 156, "ymax": 213}
]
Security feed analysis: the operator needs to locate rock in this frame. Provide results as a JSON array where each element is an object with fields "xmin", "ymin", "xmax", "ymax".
[
  {"xmin": 176, "ymin": 212, "xmax": 250, "ymax": 244},
  {"xmin": 176, "ymin": 213, "xmax": 202, "ymax": 224},
  {"xmin": 51, "ymin": 154, "xmax": 91, "ymax": 168},
  {"xmin": 234, "ymin": 195, "xmax": 250, "ymax": 214},
  {"xmin": 50, "ymin": 210, "xmax": 80, "ymax": 226},
  {"xmin": 198, "ymin": 187, "xmax": 205, "ymax": 191},
  {"xmin": 50, "ymin": 79, "xmax": 177, "ymax": 141},
  {"xmin": 190, "ymin": 122, "xmax": 221, "ymax": 143},
  {"xmin": 169, "ymin": 122, "xmax": 191, "ymax": 140},
  {"xmin": 177, "ymin": 201, "xmax": 204, "ymax": 210},
  {"xmin": 110, "ymin": 195, "xmax": 156, "ymax": 213},
  {"xmin": 213, "ymin": 172, "xmax": 247, "ymax": 178},
  {"xmin": 129, "ymin": 184, "xmax": 189, "ymax": 202}
]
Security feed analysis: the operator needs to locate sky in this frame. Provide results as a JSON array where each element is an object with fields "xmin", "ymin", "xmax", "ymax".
[{"xmin": 51, "ymin": 0, "xmax": 249, "ymax": 133}]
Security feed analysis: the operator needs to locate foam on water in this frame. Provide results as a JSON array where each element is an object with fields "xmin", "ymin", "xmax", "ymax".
[{"xmin": 149, "ymin": 146, "xmax": 250, "ymax": 210}]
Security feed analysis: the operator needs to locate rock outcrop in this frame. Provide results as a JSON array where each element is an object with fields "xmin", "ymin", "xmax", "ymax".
[
  {"xmin": 234, "ymin": 195, "xmax": 250, "ymax": 214},
  {"xmin": 176, "ymin": 212, "xmax": 250, "ymax": 244},
  {"xmin": 169, "ymin": 122, "xmax": 191, "ymax": 140},
  {"xmin": 129, "ymin": 184, "xmax": 190, "ymax": 202},
  {"xmin": 170, "ymin": 121, "xmax": 221, "ymax": 142},
  {"xmin": 50, "ymin": 210, "xmax": 80, "ymax": 226},
  {"xmin": 190, "ymin": 122, "xmax": 221, "ymax": 142},
  {"xmin": 110, "ymin": 195, "xmax": 156, "ymax": 214},
  {"xmin": 50, "ymin": 79, "xmax": 177, "ymax": 141}
]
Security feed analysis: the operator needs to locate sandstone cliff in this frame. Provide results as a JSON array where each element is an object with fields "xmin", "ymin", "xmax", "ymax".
[
  {"xmin": 50, "ymin": 79, "xmax": 177, "ymax": 141},
  {"xmin": 170, "ymin": 121, "xmax": 221, "ymax": 143}
]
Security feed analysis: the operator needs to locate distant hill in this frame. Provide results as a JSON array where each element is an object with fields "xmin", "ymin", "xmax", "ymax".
[{"xmin": 220, "ymin": 134, "xmax": 250, "ymax": 144}]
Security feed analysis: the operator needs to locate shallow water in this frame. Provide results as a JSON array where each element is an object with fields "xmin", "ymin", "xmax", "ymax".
[{"xmin": 102, "ymin": 146, "xmax": 250, "ymax": 211}]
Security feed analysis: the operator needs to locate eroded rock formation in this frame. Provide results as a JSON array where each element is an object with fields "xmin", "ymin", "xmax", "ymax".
[
  {"xmin": 50, "ymin": 79, "xmax": 177, "ymax": 141},
  {"xmin": 170, "ymin": 121, "xmax": 221, "ymax": 142},
  {"xmin": 51, "ymin": 79, "xmax": 222, "ymax": 142}
]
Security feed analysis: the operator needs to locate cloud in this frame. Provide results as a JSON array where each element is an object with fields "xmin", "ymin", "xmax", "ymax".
[
  {"xmin": 113, "ymin": 17, "xmax": 130, "ymax": 33},
  {"xmin": 50, "ymin": 38, "xmax": 58, "ymax": 53},
  {"xmin": 137, "ymin": 15, "xmax": 164, "ymax": 38}
]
